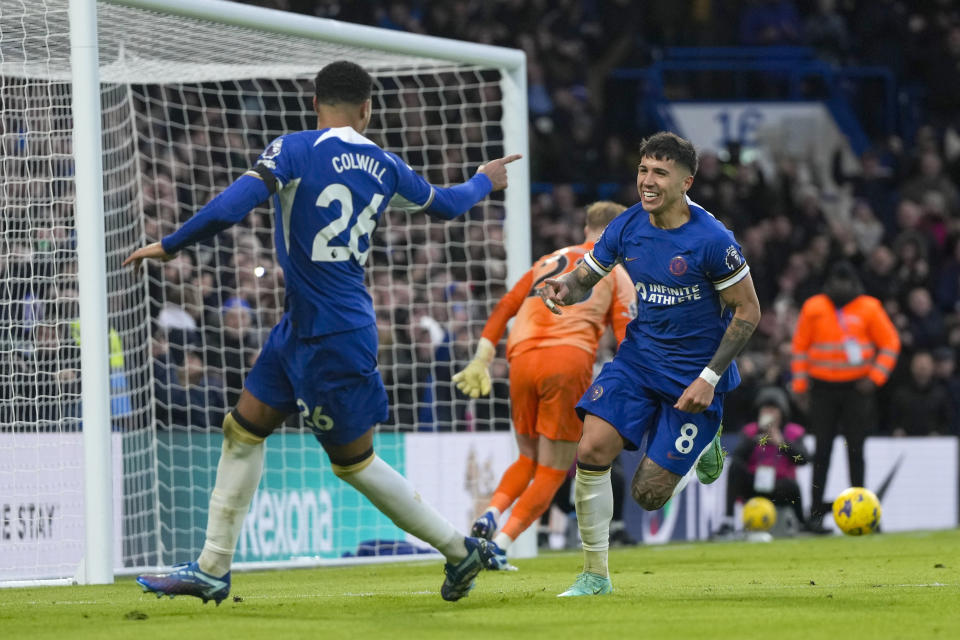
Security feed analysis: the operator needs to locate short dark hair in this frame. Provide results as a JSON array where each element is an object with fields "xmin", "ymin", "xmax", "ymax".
[
  {"xmin": 826, "ymin": 261, "xmax": 862, "ymax": 286},
  {"xmin": 314, "ymin": 61, "xmax": 373, "ymax": 105},
  {"xmin": 638, "ymin": 131, "xmax": 698, "ymax": 175}
]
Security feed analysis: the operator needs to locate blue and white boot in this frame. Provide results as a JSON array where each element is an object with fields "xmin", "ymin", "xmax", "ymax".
[
  {"xmin": 440, "ymin": 537, "xmax": 488, "ymax": 602},
  {"xmin": 137, "ymin": 562, "xmax": 231, "ymax": 605},
  {"xmin": 470, "ymin": 509, "xmax": 498, "ymax": 541},
  {"xmin": 483, "ymin": 541, "xmax": 518, "ymax": 571}
]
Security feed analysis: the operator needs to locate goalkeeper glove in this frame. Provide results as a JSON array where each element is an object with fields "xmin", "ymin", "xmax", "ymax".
[{"xmin": 452, "ymin": 337, "xmax": 495, "ymax": 398}]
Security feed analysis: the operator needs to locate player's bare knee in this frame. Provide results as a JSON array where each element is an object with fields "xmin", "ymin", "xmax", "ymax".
[{"xmin": 576, "ymin": 440, "xmax": 611, "ymax": 467}]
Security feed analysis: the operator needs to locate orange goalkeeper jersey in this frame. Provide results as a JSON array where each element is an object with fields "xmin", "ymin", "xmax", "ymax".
[{"xmin": 481, "ymin": 241, "xmax": 636, "ymax": 361}]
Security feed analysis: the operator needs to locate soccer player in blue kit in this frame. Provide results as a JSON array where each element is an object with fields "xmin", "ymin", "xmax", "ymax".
[
  {"xmin": 126, "ymin": 61, "xmax": 521, "ymax": 603},
  {"xmin": 539, "ymin": 132, "xmax": 761, "ymax": 596}
]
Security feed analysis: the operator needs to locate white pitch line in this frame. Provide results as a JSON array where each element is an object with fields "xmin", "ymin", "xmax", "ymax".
[
  {"xmin": 0, "ymin": 590, "xmax": 438, "ymax": 607},
  {"xmin": 1, "ymin": 582, "xmax": 954, "ymax": 608}
]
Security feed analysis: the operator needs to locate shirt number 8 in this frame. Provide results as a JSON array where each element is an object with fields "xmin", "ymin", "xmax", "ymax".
[{"xmin": 675, "ymin": 423, "xmax": 699, "ymax": 454}]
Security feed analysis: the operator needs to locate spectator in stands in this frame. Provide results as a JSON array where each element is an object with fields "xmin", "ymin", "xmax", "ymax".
[
  {"xmin": 924, "ymin": 24, "xmax": 960, "ymax": 129},
  {"xmin": 803, "ymin": 0, "xmax": 850, "ymax": 64},
  {"xmin": 861, "ymin": 245, "xmax": 900, "ymax": 301},
  {"xmin": 31, "ymin": 321, "xmax": 82, "ymax": 428},
  {"xmin": 833, "ymin": 146, "xmax": 902, "ymax": 240},
  {"xmin": 934, "ymin": 235, "xmax": 960, "ymax": 313},
  {"xmin": 717, "ymin": 386, "xmax": 811, "ymax": 536},
  {"xmin": 888, "ymin": 350, "xmax": 953, "ymax": 437},
  {"xmin": 892, "ymin": 229, "xmax": 933, "ymax": 293},
  {"xmin": 791, "ymin": 261, "xmax": 900, "ymax": 532},
  {"xmin": 205, "ymin": 296, "xmax": 260, "ymax": 408},
  {"xmin": 932, "ymin": 346, "xmax": 960, "ymax": 436},
  {"xmin": 902, "ymin": 151, "xmax": 960, "ymax": 216},
  {"xmin": 410, "ymin": 313, "xmax": 464, "ymax": 431},
  {"xmin": 153, "ymin": 342, "xmax": 227, "ymax": 431},
  {"xmin": 739, "ymin": 0, "xmax": 801, "ymax": 47},
  {"xmin": 154, "ymin": 253, "xmax": 202, "ymax": 332},
  {"xmin": 903, "ymin": 286, "xmax": 946, "ymax": 350},
  {"xmin": 848, "ymin": 200, "xmax": 885, "ymax": 257}
]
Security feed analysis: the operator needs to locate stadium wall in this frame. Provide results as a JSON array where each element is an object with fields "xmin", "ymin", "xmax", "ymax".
[
  {"xmin": 0, "ymin": 433, "xmax": 123, "ymax": 581},
  {"xmin": 621, "ymin": 435, "xmax": 958, "ymax": 543},
  {"xmin": 3, "ymin": 433, "xmax": 955, "ymax": 580}
]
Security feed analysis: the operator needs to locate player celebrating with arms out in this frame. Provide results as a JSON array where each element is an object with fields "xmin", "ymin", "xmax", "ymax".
[
  {"xmin": 539, "ymin": 132, "xmax": 760, "ymax": 596},
  {"xmin": 453, "ymin": 201, "xmax": 636, "ymax": 568},
  {"xmin": 127, "ymin": 61, "xmax": 521, "ymax": 603}
]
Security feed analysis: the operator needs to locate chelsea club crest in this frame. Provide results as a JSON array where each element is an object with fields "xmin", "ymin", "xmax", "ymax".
[{"xmin": 669, "ymin": 256, "xmax": 687, "ymax": 276}]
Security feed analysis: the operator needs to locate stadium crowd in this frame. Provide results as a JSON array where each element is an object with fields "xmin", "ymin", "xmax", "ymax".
[
  {"xmin": 3, "ymin": 0, "xmax": 960, "ymax": 442},
  {"xmin": 280, "ymin": 0, "xmax": 960, "ymax": 437}
]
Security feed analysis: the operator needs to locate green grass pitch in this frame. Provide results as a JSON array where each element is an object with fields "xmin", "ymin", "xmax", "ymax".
[{"xmin": 3, "ymin": 529, "xmax": 957, "ymax": 640}]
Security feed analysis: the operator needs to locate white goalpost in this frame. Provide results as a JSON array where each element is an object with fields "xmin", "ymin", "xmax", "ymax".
[{"xmin": 0, "ymin": 0, "xmax": 529, "ymax": 584}]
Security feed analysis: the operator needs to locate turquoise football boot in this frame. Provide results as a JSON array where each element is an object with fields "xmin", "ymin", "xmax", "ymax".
[{"xmin": 557, "ymin": 572, "xmax": 613, "ymax": 597}]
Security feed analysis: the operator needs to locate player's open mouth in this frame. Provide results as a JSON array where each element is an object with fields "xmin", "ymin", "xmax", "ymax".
[{"xmin": 642, "ymin": 191, "xmax": 659, "ymax": 201}]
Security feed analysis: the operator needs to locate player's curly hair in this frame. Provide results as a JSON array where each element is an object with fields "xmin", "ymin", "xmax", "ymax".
[
  {"xmin": 314, "ymin": 61, "xmax": 373, "ymax": 105},
  {"xmin": 638, "ymin": 131, "xmax": 698, "ymax": 175}
]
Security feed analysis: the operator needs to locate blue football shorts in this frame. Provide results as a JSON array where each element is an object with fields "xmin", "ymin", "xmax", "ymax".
[
  {"xmin": 245, "ymin": 315, "xmax": 388, "ymax": 446},
  {"xmin": 575, "ymin": 355, "xmax": 724, "ymax": 476}
]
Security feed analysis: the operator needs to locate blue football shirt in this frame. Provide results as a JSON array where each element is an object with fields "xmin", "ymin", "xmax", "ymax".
[
  {"xmin": 161, "ymin": 125, "xmax": 492, "ymax": 339},
  {"xmin": 257, "ymin": 127, "xmax": 458, "ymax": 338},
  {"xmin": 583, "ymin": 197, "xmax": 749, "ymax": 393}
]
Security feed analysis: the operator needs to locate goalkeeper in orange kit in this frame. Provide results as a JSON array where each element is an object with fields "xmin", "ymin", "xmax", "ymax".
[{"xmin": 453, "ymin": 201, "xmax": 636, "ymax": 569}]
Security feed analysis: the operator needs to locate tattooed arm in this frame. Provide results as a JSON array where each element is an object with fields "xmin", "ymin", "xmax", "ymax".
[
  {"xmin": 537, "ymin": 260, "xmax": 606, "ymax": 314},
  {"xmin": 674, "ymin": 272, "xmax": 761, "ymax": 413},
  {"xmin": 706, "ymin": 272, "xmax": 762, "ymax": 377}
]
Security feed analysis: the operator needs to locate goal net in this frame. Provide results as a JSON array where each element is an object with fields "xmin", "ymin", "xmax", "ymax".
[{"xmin": 0, "ymin": 0, "xmax": 528, "ymax": 582}]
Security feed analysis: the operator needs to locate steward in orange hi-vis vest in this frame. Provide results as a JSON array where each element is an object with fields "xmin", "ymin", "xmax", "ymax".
[
  {"xmin": 790, "ymin": 262, "xmax": 900, "ymax": 532},
  {"xmin": 790, "ymin": 294, "xmax": 900, "ymax": 392}
]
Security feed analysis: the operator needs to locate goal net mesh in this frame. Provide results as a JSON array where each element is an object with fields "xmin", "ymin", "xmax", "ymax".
[{"xmin": 1, "ymin": 0, "xmax": 517, "ymax": 580}]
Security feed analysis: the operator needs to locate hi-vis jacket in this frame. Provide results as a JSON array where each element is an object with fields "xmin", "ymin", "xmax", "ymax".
[{"xmin": 791, "ymin": 293, "xmax": 900, "ymax": 393}]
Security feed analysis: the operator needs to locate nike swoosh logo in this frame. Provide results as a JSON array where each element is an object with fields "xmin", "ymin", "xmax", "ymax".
[
  {"xmin": 624, "ymin": 256, "xmax": 640, "ymax": 261},
  {"xmin": 666, "ymin": 452, "xmax": 686, "ymax": 460}
]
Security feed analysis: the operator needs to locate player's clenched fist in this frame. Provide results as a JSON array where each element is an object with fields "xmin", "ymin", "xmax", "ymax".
[
  {"xmin": 452, "ymin": 337, "xmax": 495, "ymax": 398},
  {"xmin": 477, "ymin": 154, "xmax": 522, "ymax": 191},
  {"xmin": 537, "ymin": 277, "xmax": 567, "ymax": 315}
]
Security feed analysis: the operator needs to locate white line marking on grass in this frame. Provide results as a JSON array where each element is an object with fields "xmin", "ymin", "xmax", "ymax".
[
  {"xmin": 3, "ymin": 582, "xmax": 954, "ymax": 608},
  {"xmin": 744, "ymin": 582, "xmax": 955, "ymax": 590},
  {"xmin": 0, "ymin": 600, "xmax": 102, "ymax": 607},
  {"xmin": 240, "ymin": 590, "xmax": 437, "ymax": 599},
  {"xmin": 0, "ymin": 591, "xmax": 440, "ymax": 608}
]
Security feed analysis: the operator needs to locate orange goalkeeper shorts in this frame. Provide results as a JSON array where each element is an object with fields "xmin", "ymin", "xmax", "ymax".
[{"xmin": 508, "ymin": 345, "xmax": 594, "ymax": 442}]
